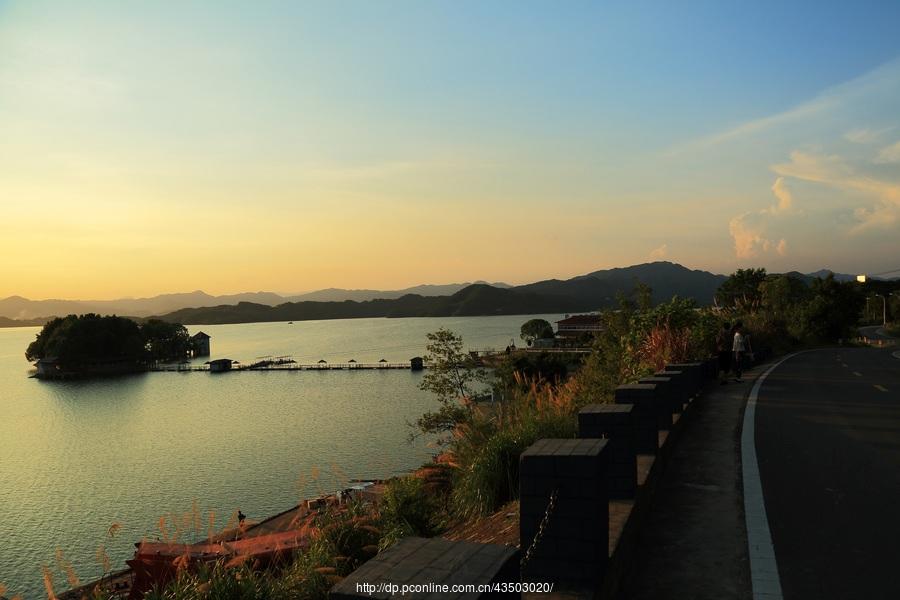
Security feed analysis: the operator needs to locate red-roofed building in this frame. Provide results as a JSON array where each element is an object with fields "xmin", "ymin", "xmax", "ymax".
[{"xmin": 555, "ymin": 314, "xmax": 603, "ymax": 339}]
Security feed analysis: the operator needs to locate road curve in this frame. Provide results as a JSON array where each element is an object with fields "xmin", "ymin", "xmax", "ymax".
[
  {"xmin": 858, "ymin": 325, "xmax": 897, "ymax": 342},
  {"xmin": 753, "ymin": 347, "xmax": 900, "ymax": 599}
]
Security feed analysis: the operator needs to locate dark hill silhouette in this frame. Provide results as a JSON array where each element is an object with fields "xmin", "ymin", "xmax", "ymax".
[
  {"xmin": 8, "ymin": 262, "xmax": 878, "ymax": 327},
  {"xmin": 0, "ymin": 282, "xmax": 512, "ymax": 320},
  {"xmin": 286, "ymin": 281, "xmax": 511, "ymax": 303},
  {"xmin": 152, "ymin": 262, "xmax": 726, "ymax": 325},
  {"xmin": 514, "ymin": 261, "xmax": 725, "ymax": 306}
]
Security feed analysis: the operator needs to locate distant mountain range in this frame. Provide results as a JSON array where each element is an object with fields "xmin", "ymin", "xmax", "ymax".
[
  {"xmin": 0, "ymin": 315, "xmax": 49, "ymax": 328},
  {"xmin": 155, "ymin": 262, "xmax": 727, "ymax": 325},
  {"xmin": 286, "ymin": 281, "xmax": 511, "ymax": 303},
  {"xmin": 0, "ymin": 282, "xmax": 509, "ymax": 321},
  {"xmin": 1, "ymin": 263, "xmax": 894, "ymax": 327}
]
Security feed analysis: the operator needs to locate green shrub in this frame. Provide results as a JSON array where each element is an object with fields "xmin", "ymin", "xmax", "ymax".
[{"xmin": 378, "ymin": 476, "xmax": 444, "ymax": 549}]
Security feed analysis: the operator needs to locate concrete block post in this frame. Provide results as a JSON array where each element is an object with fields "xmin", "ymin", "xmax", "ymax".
[
  {"xmin": 704, "ymin": 357, "xmax": 719, "ymax": 380},
  {"xmin": 655, "ymin": 370, "xmax": 687, "ymax": 410},
  {"xmin": 578, "ymin": 404, "xmax": 637, "ymax": 499},
  {"xmin": 330, "ymin": 537, "xmax": 519, "ymax": 600},
  {"xmin": 666, "ymin": 362, "xmax": 704, "ymax": 398},
  {"xmin": 519, "ymin": 438, "xmax": 609, "ymax": 588},
  {"xmin": 614, "ymin": 383, "xmax": 668, "ymax": 449},
  {"xmin": 638, "ymin": 376, "xmax": 681, "ymax": 415}
]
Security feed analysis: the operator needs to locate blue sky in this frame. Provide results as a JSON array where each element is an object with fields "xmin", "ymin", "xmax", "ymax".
[{"xmin": 1, "ymin": 1, "xmax": 899, "ymax": 297}]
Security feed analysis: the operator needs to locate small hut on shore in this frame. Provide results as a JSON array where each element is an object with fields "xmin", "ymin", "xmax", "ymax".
[
  {"xmin": 190, "ymin": 332, "xmax": 211, "ymax": 357},
  {"xmin": 207, "ymin": 358, "xmax": 234, "ymax": 373}
]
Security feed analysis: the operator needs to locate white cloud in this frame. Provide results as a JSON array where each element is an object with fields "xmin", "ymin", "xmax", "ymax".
[
  {"xmin": 729, "ymin": 212, "xmax": 766, "ymax": 258},
  {"xmin": 874, "ymin": 141, "xmax": 900, "ymax": 164},
  {"xmin": 844, "ymin": 128, "xmax": 891, "ymax": 144},
  {"xmin": 728, "ymin": 177, "xmax": 794, "ymax": 258},
  {"xmin": 666, "ymin": 99, "xmax": 833, "ymax": 156},
  {"xmin": 772, "ymin": 151, "xmax": 850, "ymax": 182},
  {"xmin": 773, "ymin": 150, "xmax": 900, "ymax": 234},
  {"xmin": 767, "ymin": 177, "xmax": 793, "ymax": 214},
  {"xmin": 728, "ymin": 211, "xmax": 787, "ymax": 259},
  {"xmin": 727, "ymin": 176, "xmax": 797, "ymax": 259},
  {"xmin": 649, "ymin": 243, "xmax": 668, "ymax": 259},
  {"xmin": 666, "ymin": 58, "xmax": 900, "ymax": 156}
]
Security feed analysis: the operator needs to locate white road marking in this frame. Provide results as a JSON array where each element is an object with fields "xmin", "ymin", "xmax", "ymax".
[
  {"xmin": 742, "ymin": 352, "xmax": 810, "ymax": 600},
  {"xmin": 841, "ymin": 363, "xmax": 848, "ymax": 368},
  {"xmin": 853, "ymin": 371, "xmax": 862, "ymax": 377},
  {"xmin": 874, "ymin": 384, "xmax": 888, "ymax": 392}
]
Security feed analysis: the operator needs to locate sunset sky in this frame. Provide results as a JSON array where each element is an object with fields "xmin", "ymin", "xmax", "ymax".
[{"xmin": 1, "ymin": 1, "xmax": 899, "ymax": 299}]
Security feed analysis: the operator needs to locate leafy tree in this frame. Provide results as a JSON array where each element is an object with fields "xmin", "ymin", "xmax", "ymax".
[
  {"xmin": 574, "ymin": 305, "xmax": 643, "ymax": 403},
  {"xmin": 889, "ymin": 294, "xmax": 900, "ymax": 326},
  {"xmin": 494, "ymin": 352, "xmax": 571, "ymax": 390},
  {"xmin": 574, "ymin": 296, "xmax": 720, "ymax": 403},
  {"xmin": 519, "ymin": 318, "xmax": 553, "ymax": 346},
  {"xmin": 716, "ymin": 268, "xmax": 767, "ymax": 312},
  {"xmin": 801, "ymin": 274, "xmax": 864, "ymax": 341},
  {"xmin": 760, "ymin": 275, "xmax": 811, "ymax": 318},
  {"xmin": 25, "ymin": 314, "xmax": 145, "ymax": 365},
  {"xmin": 25, "ymin": 316, "xmax": 68, "ymax": 362},
  {"xmin": 415, "ymin": 328, "xmax": 488, "ymax": 437},
  {"xmin": 634, "ymin": 281, "xmax": 653, "ymax": 310},
  {"xmin": 141, "ymin": 319, "xmax": 191, "ymax": 361},
  {"xmin": 26, "ymin": 314, "xmax": 193, "ymax": 368}
]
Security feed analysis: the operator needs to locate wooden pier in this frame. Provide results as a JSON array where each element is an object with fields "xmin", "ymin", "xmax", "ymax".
[{"xmin": 149, "ymin": 360, "xmax": 424, "ymax": 373}]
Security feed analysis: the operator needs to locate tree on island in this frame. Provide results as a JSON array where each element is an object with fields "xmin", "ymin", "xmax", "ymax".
[
  {"xmin": 26, "ymin": 314, "xmax": 192, "ymax": 368},
  {"xmin": 26, "ymin": 314, "xmax": 145, "ymax": 364},
  {"xmin": 141, "ymin": 319, "xmax": 191, "ymax": 361},
  {"xmin": 519, "ymin": 318, "xmax": 554, "ymax": 346}
]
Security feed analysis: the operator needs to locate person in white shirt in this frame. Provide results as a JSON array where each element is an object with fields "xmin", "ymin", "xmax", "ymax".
[{"xmin": 732, "ymin": 322, "xmax": 745, "ymax": 381}]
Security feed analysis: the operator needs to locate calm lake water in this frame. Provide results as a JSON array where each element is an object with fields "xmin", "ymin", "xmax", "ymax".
[{"xmin": 0, "ymin": 314, "xmax": 560, "ymax": 598}]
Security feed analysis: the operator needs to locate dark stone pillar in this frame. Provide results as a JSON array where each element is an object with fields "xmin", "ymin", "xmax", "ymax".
[
  {"xmin": 578, "ymin": 404, "xmax": 637, "ymax": 498},
  {"xmin": 655, "ymin": 370, "xmax": 687, "ymax": 410},
  {"xmin": 614, "ymin": 383, "xmax": 667, "ymax": 448},
  {"xmin": 519, "ymin": 438, "xmax": 609, "ymax": 588},
  {"xmin": 638, "ymin": 376, "xmax": 681, "ymax": 414},
  {"xmin": 666, "ymin": 362, "xmax": 703, "ymax": 398}
]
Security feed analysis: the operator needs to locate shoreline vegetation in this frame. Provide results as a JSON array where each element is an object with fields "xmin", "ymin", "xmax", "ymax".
[{"xmin": 6, "ymin": 269, "xmax": 895, "ymax": 599}]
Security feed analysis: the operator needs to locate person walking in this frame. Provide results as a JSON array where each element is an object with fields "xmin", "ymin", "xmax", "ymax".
[
  {"xmin": 732, "ymin": 322, "xmax": 746, "ymax": 382},
  {"xmin": 716, "ymin": 321, "xmax": 732, "ymax": 384}
]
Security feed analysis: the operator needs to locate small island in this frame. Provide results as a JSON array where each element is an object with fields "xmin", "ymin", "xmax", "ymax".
[{"xmin": 26, "ymin": 314, "xmax": 201, "ymax": 379}]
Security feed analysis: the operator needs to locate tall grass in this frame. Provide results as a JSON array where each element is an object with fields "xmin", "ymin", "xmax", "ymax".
[
  {"xmin": 448, "ymin": 375, "xmax": 579, "ymax": 521},
  {"xmin": 638, "ymin": 322, "xmax": 693, "ymax": 372},
  {"xmin": 378, "ymin": 476, "xmax": 445, "ymax": 550}
]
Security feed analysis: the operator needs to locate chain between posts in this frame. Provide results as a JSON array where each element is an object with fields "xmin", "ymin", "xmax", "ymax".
[{"xmin": 520, "ymin": 487, "xmax": 559, "ymax": 576}]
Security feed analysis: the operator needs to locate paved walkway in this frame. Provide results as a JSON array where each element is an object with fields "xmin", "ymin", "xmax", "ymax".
[{"xmin": 621, "ymin": 365, "xmax": 763, "ymax": 600}]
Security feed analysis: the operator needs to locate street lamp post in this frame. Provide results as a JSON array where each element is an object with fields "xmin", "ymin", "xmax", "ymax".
[
  {"xmin": 875, "ymin": 294, "xmax": 887, "ymax": 327},
  {"xmin": 890, "ymin": 292, "xmax": 897, "ymax": 326}
]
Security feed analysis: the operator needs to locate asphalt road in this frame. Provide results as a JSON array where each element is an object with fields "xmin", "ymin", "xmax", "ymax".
[
  {"xmin": 755, "ymin": 347, "xmax": 900, "ymax": 599},
  {"xmin": 858, "ymin": 325, "xmax": 897, "ymax": 342}
]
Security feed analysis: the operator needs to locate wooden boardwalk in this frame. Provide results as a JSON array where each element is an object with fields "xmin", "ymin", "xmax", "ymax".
[{"xmin": 149, "ymin": 361, "xmax": 422, "ymax": 373}]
